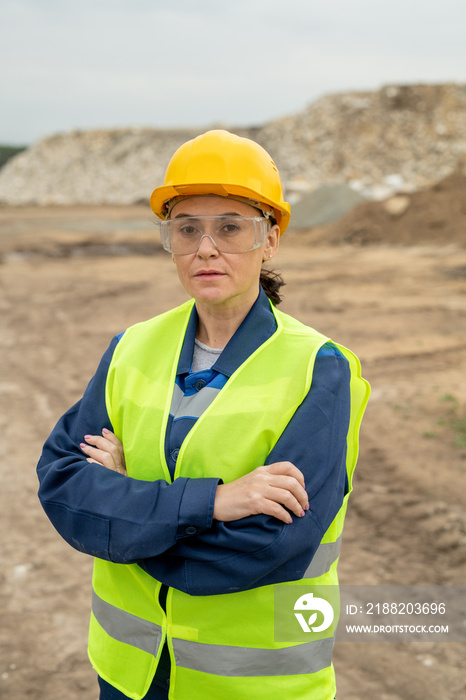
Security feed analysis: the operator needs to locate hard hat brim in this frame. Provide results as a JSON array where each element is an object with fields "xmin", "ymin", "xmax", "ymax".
[{"xmin": 150, "ymin": 182, "xmax": 290, "ymax": 235}]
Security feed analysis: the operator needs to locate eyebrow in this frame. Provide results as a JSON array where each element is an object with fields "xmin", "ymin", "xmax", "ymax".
[{"xmin": 172, "ymin": 212, "xmax": 243, "ymax": 219}]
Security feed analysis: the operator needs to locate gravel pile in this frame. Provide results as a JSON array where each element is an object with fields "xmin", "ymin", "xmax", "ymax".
[
  {"xmin": 289, "ymin": 184, "xmax": 368, "ymax": 229},
  {"xmin": 0, "ymin": 83, "xmax": 465, "ymax": 206}
]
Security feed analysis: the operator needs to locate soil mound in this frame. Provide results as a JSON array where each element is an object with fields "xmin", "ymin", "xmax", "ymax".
[{"xmin": 305, "ymin": 171, "xmax": 466, "ymax": 246}]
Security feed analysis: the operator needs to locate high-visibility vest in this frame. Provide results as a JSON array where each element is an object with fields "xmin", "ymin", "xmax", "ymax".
[{"xmin": 88, "ymin": 299, "xmax": 370, "ymax": 700}]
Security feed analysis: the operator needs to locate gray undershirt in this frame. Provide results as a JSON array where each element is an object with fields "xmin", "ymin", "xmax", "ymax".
[{"xmin": 192, "ymin": 338, "xmax": 223, "ymax": 372}]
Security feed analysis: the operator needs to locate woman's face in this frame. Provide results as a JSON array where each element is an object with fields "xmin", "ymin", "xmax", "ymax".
[{"xmin": 169, "ymin": 196, "xmax": 280, "ymax": 313}]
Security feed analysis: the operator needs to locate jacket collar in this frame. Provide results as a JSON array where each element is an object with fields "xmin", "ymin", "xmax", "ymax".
[{"xmin": 177, "ymin": 287, "xmax": 277, "ymax": 377}]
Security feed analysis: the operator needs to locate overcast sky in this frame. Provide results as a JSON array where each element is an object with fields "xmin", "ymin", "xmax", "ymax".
[{"xmin": 1, "ymin": 0, "xmax": 465, "ymax": 145}]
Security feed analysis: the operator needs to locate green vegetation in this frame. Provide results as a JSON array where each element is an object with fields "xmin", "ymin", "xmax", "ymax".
[
  {"xmin": 428, "ymin": 393, "xmax": 466, "ymax": 448},
  {"xmin": 0, "ymin": 144, "xmax": 27, "ymax": 169},
  {"xmin": 451, "ymin": 415, "xmax": 466, "ymax": 448}
]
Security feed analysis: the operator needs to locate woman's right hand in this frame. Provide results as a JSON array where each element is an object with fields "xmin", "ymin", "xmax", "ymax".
[{"xmin": 213, "ymin": 462, "xmax": 309, "ymax": 524}]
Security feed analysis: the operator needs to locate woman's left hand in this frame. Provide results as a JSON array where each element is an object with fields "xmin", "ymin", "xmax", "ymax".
[{"xmin": 80, "ymin": 429, "xmax": 127, "ymax": 475}]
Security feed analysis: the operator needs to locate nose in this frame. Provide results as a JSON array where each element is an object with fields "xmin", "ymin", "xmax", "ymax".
[{"xmin": 196, "ymin": 234, "xmax": 219, "ymax": 258}]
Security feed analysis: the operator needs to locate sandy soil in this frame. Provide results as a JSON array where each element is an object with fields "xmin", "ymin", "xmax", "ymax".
[{"xmin": 1, "ymin": 206, "xmax": 465, "ymax": 699}]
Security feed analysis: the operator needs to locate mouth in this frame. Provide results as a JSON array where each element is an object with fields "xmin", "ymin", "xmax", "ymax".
[{"xmin": 194, "ymin": 269, "xmax": 226, "ymax": 279}]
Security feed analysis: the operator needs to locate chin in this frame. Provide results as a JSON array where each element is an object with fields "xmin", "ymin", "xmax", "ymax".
[
  {"xmin": 194, "ymin": 291, "xmax": 231, "ymax": 306},
  {"xmin": 188, "ymin": 281, "xmax": 231, "ymax": 304}
]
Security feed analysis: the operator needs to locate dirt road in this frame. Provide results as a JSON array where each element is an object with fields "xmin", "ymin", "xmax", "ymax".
[{"xmin": 1, "ymin": 206, "xmax": 465, "ymax": 699}]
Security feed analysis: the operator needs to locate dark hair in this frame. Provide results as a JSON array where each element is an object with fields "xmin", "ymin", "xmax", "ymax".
[{"xmin": 260, "ymin": 267, "xmax": 286, "ymax": 305}]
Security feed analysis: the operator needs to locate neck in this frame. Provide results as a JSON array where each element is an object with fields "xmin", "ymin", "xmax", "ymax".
[{"xmin": 195, "ymin": 297, "xmax": 256, "ymax": 348}]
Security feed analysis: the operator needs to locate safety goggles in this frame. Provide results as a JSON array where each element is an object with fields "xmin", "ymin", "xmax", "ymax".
[{"xmin": 158, "ymin": 216, "xmax": 270, "ymax": 255}]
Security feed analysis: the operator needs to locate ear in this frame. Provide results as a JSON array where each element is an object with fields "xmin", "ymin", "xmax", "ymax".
[{"xmin": 263, "ymin": 224, "xmax": 280, "ymax": 261}]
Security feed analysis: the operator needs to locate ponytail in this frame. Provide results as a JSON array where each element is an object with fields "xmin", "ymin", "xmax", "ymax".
[{"xmin": 259, "ymin": 268, "xmax": 286, "ymax": 306}]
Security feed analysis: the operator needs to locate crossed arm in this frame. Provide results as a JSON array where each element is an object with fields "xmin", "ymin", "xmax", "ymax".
[
  {"xmin": 37, "ymin": 338, "xmax": 350, "ymax": 593},
  {"xmin": 80, "ymin": 429, "xmax": 309, "ymax": 525}
]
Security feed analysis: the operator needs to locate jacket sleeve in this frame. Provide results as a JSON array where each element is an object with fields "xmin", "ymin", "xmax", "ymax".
[
  {"xmin": 36, "ymin": 337, "xmax": 219, "ymax": 563},
  {"xmin": 138, "ymin": 346, "xmax": 351, "ymax": 594}
]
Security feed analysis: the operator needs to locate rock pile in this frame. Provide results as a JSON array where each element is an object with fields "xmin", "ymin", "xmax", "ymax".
[
  {"xmin": 259, "ymin": 83, "xmax": 466, "ymax": 200},
  {"xmin": 0, "ymin": 128, "xmax": 203, "ymax": 206},
  {"xmin": 0, "ymin": 83, "xmax": 465, "ymax": 206}
]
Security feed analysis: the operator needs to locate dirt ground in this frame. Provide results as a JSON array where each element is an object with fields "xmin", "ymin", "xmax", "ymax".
[{"xmin": 1, "ymin": 205, "xmax": 465, "ymax": 699}]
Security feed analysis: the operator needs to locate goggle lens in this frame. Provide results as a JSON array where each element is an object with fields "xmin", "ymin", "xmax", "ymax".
[{"xmin": 158, "ymin": 216, "xmax": 269, "ymax": 255}]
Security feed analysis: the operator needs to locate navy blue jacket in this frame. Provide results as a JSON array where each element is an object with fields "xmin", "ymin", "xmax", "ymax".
[{"xmin": 37, "ymin": 289, "xmax": 351, "ymax": 595}]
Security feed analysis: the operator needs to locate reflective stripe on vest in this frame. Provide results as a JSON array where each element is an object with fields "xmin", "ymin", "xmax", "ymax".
[
  {"xmin": 92, "ymin": 590, "xmax": 163, "ymax": 656},
  {"xmin": 303, "ymin": 534, "xmax": 342, "ymax": 579},
  {"xmin": 172, "ymin": 636, "xmax": 334, "ymax": 677},
  {"xmin": 91, "ymin": 589, "xmax": 333, "ymax": 677}
]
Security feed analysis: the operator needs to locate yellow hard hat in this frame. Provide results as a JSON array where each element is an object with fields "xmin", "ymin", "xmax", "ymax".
[{"xmin": 150, "ymin": 130, "xmax": 291, "ymax": 234}]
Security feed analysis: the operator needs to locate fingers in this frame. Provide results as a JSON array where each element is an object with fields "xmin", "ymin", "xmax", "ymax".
[
  {"xmin": 266, "ymin": 461, "xmax": 306, "ymax": 489},
  {"xmin": 253, "ymin": 500, "xmax": 295, "ymax": 525},
  {"xmin": 258, "ymin": 463, "xmax": 308, "ymax": 513},
  {"xmin": 100, "ymin": 428, "xmax": 124, "ymax": 451},
  {"xmin": 246, "ymin": 485, "xmax": 297, "ymax": 524},
  {"xmin": 264, "ymin": 479, "xmax": 309, "ymax": 518},
  {"xmin": 80, "ymin": 441, "xmax": 124, "ymax": 474},
  {"xmin": 79, "ymin": 429, "xmax": 126, "ymax": 475}
]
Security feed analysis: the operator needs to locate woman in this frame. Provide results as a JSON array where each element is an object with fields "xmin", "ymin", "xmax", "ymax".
[{"xmin": 37, "ymin": 130, "xmax": 370, "ymax": 700}]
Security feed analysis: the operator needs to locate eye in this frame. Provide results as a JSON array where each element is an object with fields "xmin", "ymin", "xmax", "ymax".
[
  {"xmin": 178, "ymin": 224, "xmax": 199, "ymax": 236},
  {"xmin": 219, "ymin": 221, "xmax": 241, "ymax": 235}
]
